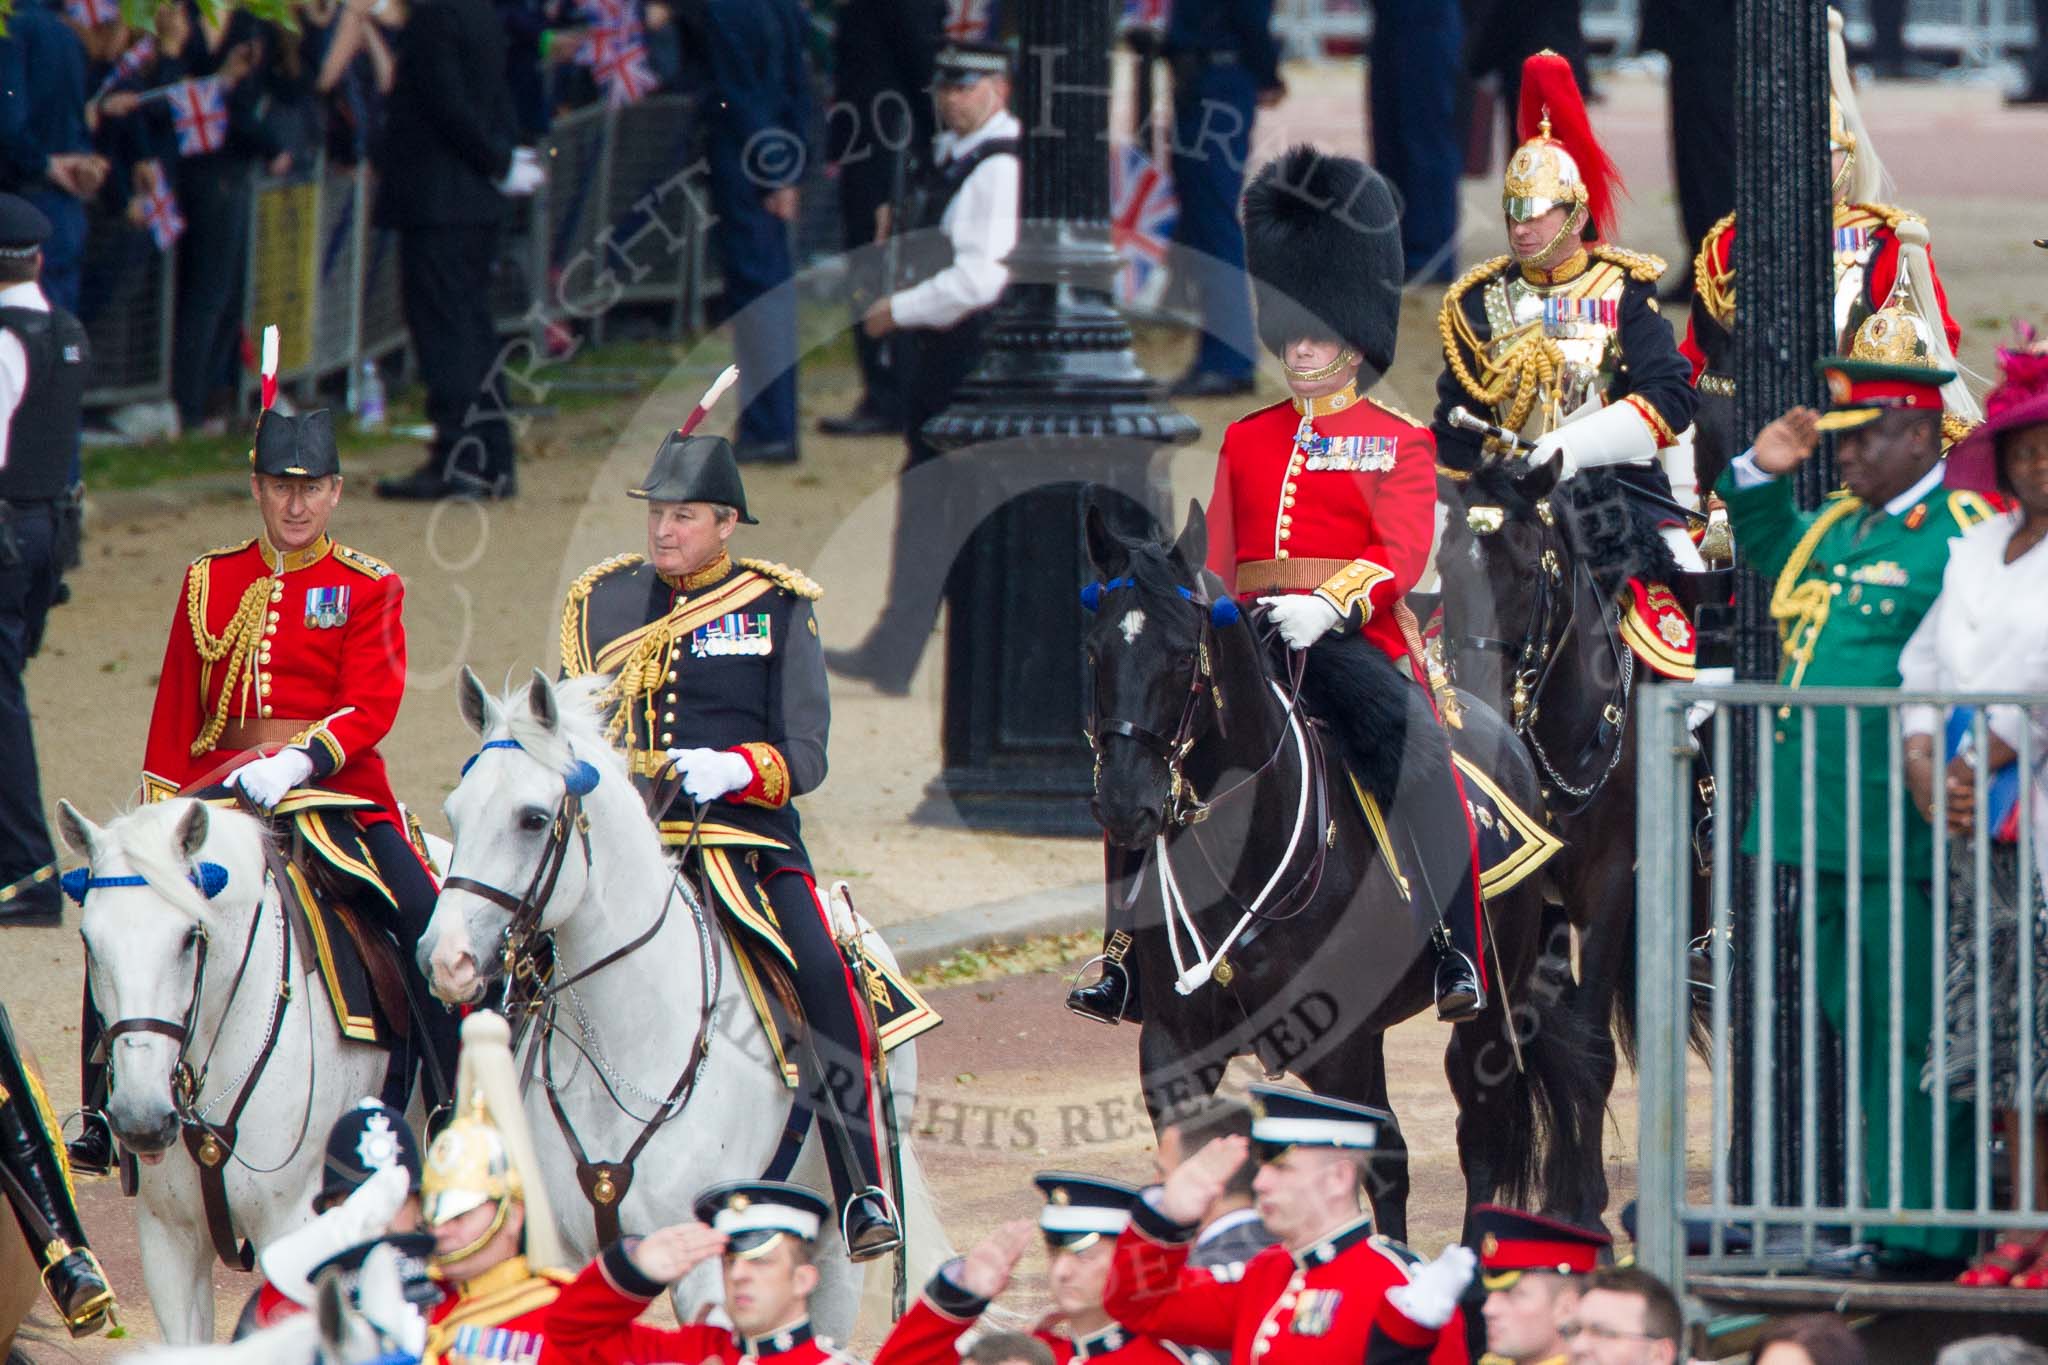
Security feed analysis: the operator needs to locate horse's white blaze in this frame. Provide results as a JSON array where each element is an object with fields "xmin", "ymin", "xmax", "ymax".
[
  {"xmin": 427, "ymin": 671, "xmax": 951, "ymax": 1338},
  {"xmin": 1119, "ymin": 608, "xmax": 1146, "ymax": 645}
]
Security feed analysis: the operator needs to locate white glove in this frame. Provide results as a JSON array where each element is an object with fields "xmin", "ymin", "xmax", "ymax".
[
  {"xmin": 495, "ymin": 146, "xmax": 544, "ymax": 197},
  {"xmin": 1524, "ymin": 400, "xmax": 1660, "ymax": 479},
  {"xmin": 258, "ymin": 1166, "xmax": 410, "ymax": 1308},
  {"xmin": 231, "ymin": 747, "xmax": 314, "ymax": 811},
  {"xmin": 663, "ymin": 748, "xmax": 754, "ymax": 804},
  {"xmin": 1257, "ymin": 594, "xmax": 1342, "ymax": 650},
  {"xmin": 1385, "ymin": 1244, "xmax": 1477, "ymax": 1330}
]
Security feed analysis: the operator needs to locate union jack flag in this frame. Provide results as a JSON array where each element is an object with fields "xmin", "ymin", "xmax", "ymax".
[
  {"xmin": 943, "ymin": 0, "xmax": 992, "ymax": 40},
  {"xmin": 584, "ymin": 22, "xmax": 658, "ymax": 106},
  {"xmin": 1109, "ymin": 141, "xmax": 1176, "ymax": 306},
  {"xmin": 139, "ymin": 162, "xmax": 184, "ymax": 251},
  {"xmin": 1119, "ymin": 0, "xmax": 1169, "ymax": 33},
  {"xmin": 169, "ymin": 78, "xmax": 228, "ymax": 157},
  {"xmin": 94, "ymin": 35, "xmax": 157, "ymax": 100},
  {"xmin": 64, "ymin": 0, "xmax": 119, "ymax": 26}
]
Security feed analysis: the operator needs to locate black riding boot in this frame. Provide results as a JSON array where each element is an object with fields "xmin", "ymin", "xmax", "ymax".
[
  {"xmin": 0, "ymin": 1006, "xmax": 114, "ymax": 1336},
  {"xmin": 1065, "ymin": 932, "xmax": 1143, "ymax": 1026},
  {"xmin": 766, "ymin": 872, "xmax": 901, "ymax": 1264},
  {"xmin": 66, "ymin": 998, "xmax": 114, "ymax": 1178}
]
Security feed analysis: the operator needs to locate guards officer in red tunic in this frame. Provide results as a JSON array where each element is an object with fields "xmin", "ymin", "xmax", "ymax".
[
  {"xmin": 1102, "ymin": 1085, "xmax": 1472, "ymax": 1365},
  {"xmin": 68, "ymin": 401, "xmax": 457, "ymax": 1175},
  {"xmin": 544, "ymin": 1181, "xmax": 863, "ymax": 1365},
  {"xmin": 1067, "ymin": 146, "xmax": 1487, "ymax": 1025},
  {"xmin": 873, "ymin": 1174, "xmax": 1204, "ymax": 1365}
]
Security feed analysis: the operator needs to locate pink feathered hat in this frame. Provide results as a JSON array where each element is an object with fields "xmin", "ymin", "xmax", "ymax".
[{"xmin": 1948, "ymin": 324, "xmax": 2048, "ymax": 492}]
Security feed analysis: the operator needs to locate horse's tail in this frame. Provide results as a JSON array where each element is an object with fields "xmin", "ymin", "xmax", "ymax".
[
  {"xmin": 1610, "ymin": 900, "xmax": 1713, "ymax": 1070},
  {"xmin": 1468, "ymin": 912, "xmax": 1605, "ymax": 1214},
  {"xmin": 895, "ymin": 1118, "xmax": 953, "ymax": 1292}
]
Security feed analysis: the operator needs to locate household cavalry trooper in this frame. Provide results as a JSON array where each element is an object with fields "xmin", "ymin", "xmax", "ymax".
[
  {"xmin": 0, "ymin": 1002, "xmax": 115, "ymax": 1335},
  {"xmin": 1100, "ymin": 1085, "xmax": 1474, "ymax": 1365},
  {"xmin": 415, "ymin": 1011, "xmax": 575, "ymax": 1365},
  {"xmin": 68, "ymin": 394, "xmax": 458, "ymax": 1177},
  {"xmin": 1432, "ymin": 49, "xmax": 1707, "ymax": 682},
  {"xmin": 872, "ymin": 1174, "xmax": 1209, "ymax": 1365},
  {"xmin": 543, "ymin": 1181, "xmax": 863, "ymax": 1364},
  {"xmin": 1682, "ymin": 9, "xmax": 1967, "ymax": 422},
  {"xmin": 557, "ymin": 430, "xmax": 903, "ymax": 1262},
  {"xmin": 1068, "ymin": 146, "xmax": 1489, "ymax": 1027}
]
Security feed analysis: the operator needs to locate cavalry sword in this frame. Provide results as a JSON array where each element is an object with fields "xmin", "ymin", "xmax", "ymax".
[{"xmin": 1445, "ymin": 406, "xmax": 1704, "ymax": 526}]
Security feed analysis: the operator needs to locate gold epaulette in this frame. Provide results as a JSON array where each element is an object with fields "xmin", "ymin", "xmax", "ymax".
[
  {"xmin": 192, "ymin": 537, "xmax": 255, "ymax": 568},
  {"xmin": 1947, "ymin": 490, "xmax": 1998, "ymax": 531},
  {"xmin": 1439, "ymin": 255, "xmax": 1511, "ymax": 335},
  {"xmin": 1592, "ymin": 244, "xmax": 1668, "ymax": 284},
  {"xmin": 1695, "ymin": 213, "xmax": 1737, "ymax": 328},
  {"xmin": 331, "ymin": 543, "xmax": 394, "ymax": 579},
  {"xmin": 558, "ymin": 553, "xmax": 643, "ymax": 678},
  {"xmin": 1842, "ymin": 201, "xmax": 1916, "ymax": 232},
  {"xmin": 1368, "ymin": 396, "xmax": 1426, "ymax": 429},
  {"xmin": 738, "ymin": 557, "xmax": 822, "ymax": 600}
]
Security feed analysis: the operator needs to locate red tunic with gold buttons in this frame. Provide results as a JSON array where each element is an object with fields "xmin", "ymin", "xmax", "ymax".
[
  {"xmin": 1104, "ymin": 1205, "xmax": 1468, "ymax": 1365},
  {"xmin": 141, "ymin": 533, "xmax": 408, "ymax": 829},
  {"xmin": 1204, "ymin": 386, "xmax": 1437, "ymax": 679}
]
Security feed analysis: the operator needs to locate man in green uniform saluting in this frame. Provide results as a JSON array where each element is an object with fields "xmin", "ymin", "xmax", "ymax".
[{"xmin": 1717, "ymin": 301, "xmax": 1995, "ymax": 1277}]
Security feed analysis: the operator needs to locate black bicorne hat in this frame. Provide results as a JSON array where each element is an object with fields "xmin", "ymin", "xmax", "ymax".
[
  {"xmin": 1242, "ymin": 146, "xmax": 1404, "ymax": 374},
  {"xmin": 629, "ymin": 432, "xmax": 757, "ymax": 523},
  {"xmin": 252, "ymin": 408, "xmax": 341, "ymax": 479}
]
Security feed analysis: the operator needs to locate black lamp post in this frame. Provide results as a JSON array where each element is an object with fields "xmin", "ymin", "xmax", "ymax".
[
  {"xmin": 911, "ymin": 0, "xmax": 1200, "ymax": 835},
  {"xmin": 1727, "ymin": 0, "xmax": 1837, "ymax": 1210}
]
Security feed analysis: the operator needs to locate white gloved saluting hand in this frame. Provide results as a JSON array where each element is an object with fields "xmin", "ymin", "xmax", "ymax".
[
  {"xmin": 258, "ymin": 1165, "xmax": 411, "ymax": 1308},
  {"xmin": 232, "ymin": 747, "xmax": 314, "ymax": 811},
  {"xmin": 1385, "ymin": 1243, "xmax": 1478, "ymax": 1330},
  {"xmin": 1258, "ymin": 594, "xmax": 1342, "ymax": 650},
  {"xmin": 663, "ymin": 748, "xmax": 753, "ymax": 804}
]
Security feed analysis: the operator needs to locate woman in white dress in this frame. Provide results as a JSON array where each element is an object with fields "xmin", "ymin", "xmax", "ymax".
[{"xmin": 1901, "ymin": 330, "xmax": 2048, "ymax": 1287}]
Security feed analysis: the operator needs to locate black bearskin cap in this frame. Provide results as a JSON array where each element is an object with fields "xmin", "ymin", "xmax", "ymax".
[{"xmin": 1241, "ymin": 146, "xmax": 1403, "ymax": 375}]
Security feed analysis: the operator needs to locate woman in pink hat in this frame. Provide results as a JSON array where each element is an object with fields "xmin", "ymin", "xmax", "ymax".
[{"xmin": 1900, "ymin": 327, "xmax": 2048, "ymax": 1288}]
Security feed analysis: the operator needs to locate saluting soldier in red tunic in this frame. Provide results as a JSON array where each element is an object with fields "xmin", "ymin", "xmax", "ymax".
[
  {"xmin": 544, "ymin": 1180, "xmax": 863, "ymax": 1365},
  {"xmin": 1067, "ymin": 146, "xmax": 1487, "ymax": 1025},
  {"xmin": 874, "ymin": 1174, "xmax": 1205, "ymax": 1365},
  {"xmin": 68, "ymin": 400, "xmax": 457, "ymax": 1175},
  {"xmin": 1102, "ymin": 1085, "xmax": 1472, "ymax": 1365}
]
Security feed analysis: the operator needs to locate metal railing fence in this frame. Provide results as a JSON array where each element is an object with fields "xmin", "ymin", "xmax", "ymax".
[
  {"xmin": 82, "ymin": 93, "xmax": 711, "ymax": 415},
  {"xmin": 1636, "ymin": 683, "xmax": 2048, "ymax": 1308}
]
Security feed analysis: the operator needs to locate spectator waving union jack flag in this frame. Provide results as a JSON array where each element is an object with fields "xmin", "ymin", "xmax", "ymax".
[
  {"xmin": 1109, "ymin": 141, "xmax": 1176, "ymax": 307},
  {"xmin": 169, "ymin": 78, "xmax": 228, "ymax": 157},
  {"xmin": 139, "ymin": 162, "xmax": 185, "ymax": 250},
  {"xmin": 577, "ymin": 0, "xmax": 657, "ymax": 107}
]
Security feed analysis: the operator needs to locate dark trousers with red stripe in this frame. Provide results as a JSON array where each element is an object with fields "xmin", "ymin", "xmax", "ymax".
[{"xmin": 760, "ymin": 868, "xmax": 888, "ymax": 1212}]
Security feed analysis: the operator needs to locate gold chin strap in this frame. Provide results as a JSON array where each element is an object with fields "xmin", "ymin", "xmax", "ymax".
[
  {"xmin": 1283, "ymin": 349, "xmax": 1357, "ymax": 383},
  {"xmin": 433, "ymin": 1196, "xmax": 512, "ymax": 1269},
  {"xmin": 1830, "ymin": 148, "xmax": 1854, "ymax": 202},
  {"xmin": 1509, "ymin": 203, "xmax": 1587, "ymax": 267}
]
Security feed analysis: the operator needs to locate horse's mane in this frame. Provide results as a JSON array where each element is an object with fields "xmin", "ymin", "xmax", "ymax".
[
  {"xmin": 498, "ymin": 674, "xmax": 630, "ymax": 786},
  {"xmin": 97, "ymin": 799, "xmax": 271, "ymax": 919},
  {"xmin": 1448, "ymin": 468, "xmax": 1680, "ymax": 595}
]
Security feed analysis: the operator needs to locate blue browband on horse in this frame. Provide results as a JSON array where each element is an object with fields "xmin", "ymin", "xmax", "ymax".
[
  {"xmin": 61, "ymin": 862, "xmax": 230, "ymax": 905},
  {"xmin": 1081, "ymin": 577, "xmax": 1241, "ymax": 627},
  {"xmin": 461, "ymin": 737, "xmax": 601, "ymax": 797}
]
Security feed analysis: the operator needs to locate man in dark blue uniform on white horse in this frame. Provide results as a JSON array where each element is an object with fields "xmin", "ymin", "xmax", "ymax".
[{"xmin": 560, "ymin": 432, "xmax": 915, "ymax": 1262}]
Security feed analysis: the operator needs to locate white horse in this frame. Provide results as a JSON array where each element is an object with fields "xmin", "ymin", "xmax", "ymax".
[
  {"xmin": 55, "ymin": 799, "xmax": 393, "ymax": 1344},
  {"xmin": 418, "ymin": 669, "xmax": 948, "ymax": 1338},
  {"xmin": 121, "ymin": 1242, "xmax": 427, "ymax": 1365}
]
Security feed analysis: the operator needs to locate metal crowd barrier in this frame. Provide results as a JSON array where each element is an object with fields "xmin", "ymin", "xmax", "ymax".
[
  {"xmin": 81, "ymin": 93, "xmax": 711, "ymax": 412},
  {"xmin": 1635, "ymin": 683, "xmax": 2048, "ymax": 1309}
]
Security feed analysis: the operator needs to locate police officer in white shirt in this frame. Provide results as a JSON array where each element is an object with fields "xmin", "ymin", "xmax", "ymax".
[{"xmin": 827, "ymin": 40, "xmax": 1020, "ymax": 695}]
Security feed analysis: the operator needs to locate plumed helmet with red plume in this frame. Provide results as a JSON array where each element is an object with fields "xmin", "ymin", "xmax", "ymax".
[{"xmin": 1505, "ymin": 51, "xmax": 1623, "ymax": 244}]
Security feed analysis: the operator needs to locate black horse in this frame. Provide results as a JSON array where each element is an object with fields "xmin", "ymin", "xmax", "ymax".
[
  {"xmin": 1434, "ymin": 462, "xmax": 1713, "ymax": 1224},
  {"xmin": 1083, "ymin": 501, "xmax": 1606, "ymax": 1239}
]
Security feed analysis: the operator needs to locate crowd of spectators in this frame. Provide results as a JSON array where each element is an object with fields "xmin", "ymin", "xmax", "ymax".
[{"xmin": 0, "ymin": 0, "xmax": 712, "ymax": 441}]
